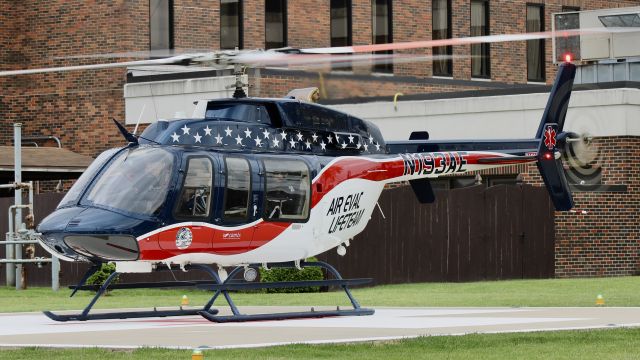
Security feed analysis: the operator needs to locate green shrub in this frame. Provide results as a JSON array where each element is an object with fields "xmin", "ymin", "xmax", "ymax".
[
  {"xmin": 86, "ymin": 263, "xmax": 119, "ymax": 289},
  {"xmin": 259, "ymin": 258, "xmax": 324, "ymax": 293}
]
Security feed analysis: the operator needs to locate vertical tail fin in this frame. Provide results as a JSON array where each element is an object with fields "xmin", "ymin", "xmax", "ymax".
[{"xmin": 536, "ymin": 62, "xmax": 576, "ymax": 211}]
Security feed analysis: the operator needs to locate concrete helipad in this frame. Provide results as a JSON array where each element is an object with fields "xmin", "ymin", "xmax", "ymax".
[{"xmin": 0, "ymin": 307, "xmax": 638, "ymax": 349}]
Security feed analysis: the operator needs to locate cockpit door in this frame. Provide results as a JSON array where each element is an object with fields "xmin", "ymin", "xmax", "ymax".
[
  {"xmin": 211, "ymin": 156, "xmax": 254, "ymax": 254},
  {"xmin": 158, "ymin": 155, "xmax": 215, "ymax": 251}
]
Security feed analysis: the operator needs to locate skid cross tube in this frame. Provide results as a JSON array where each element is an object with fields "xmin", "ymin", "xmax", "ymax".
[
  {"xmin": 44, "ymin": 264, "xmax": 220, "ymax": 322},
  {"xmin": 197, "ymin": 260, "xmax": 374, "ymax": 323}
]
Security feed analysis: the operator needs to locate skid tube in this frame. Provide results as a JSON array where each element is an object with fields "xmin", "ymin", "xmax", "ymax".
[
  {"xmin": 43, "ymin": 264, "xmax": 220, "ymax": 322},
  {"xmin": 43, "ymin": 261, "xmax": 373, "ymax": 323},
  {"xmin": 196, "ymin": 260, "xmax": 375, "ymax": 323}
]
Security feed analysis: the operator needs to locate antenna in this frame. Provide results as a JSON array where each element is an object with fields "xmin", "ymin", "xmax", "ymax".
[{"xmin": 133, "ymin": 103, "xmax": 146, "ymax": 135}]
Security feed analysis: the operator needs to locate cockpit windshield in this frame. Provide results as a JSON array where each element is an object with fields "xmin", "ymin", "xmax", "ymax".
[{"xmin": 85, "ymin": 147, "xmax": 174, "ymax": 216}]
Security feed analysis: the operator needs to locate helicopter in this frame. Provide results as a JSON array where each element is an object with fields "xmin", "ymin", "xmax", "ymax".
[{"xmin": 1, "ymin": 30, "xmax": 591, "ymax": 323}]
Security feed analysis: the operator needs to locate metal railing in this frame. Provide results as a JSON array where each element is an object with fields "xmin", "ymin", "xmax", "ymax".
[{"xmin": 2, "ymin": 123, "xmax": 60, "ymax": 291}]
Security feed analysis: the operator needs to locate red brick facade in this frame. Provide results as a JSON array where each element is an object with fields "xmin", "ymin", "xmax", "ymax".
[{"xmin": 1, "ymin": 0, "xmax": 639, "ymax": 278}]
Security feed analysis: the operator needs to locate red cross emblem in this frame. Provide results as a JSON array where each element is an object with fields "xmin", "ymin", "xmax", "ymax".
[{"xmin": 544, "ymin": 125, "xmax": 556, "ymax": 151}]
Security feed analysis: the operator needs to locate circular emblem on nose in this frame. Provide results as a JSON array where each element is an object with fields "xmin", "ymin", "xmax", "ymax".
[{"xmin": 176, "ymin": 227, "xmax": 192, "ymax": 250}]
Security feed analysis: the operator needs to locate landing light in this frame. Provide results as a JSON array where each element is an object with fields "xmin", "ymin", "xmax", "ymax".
[
  {"xmin": 564, "ymin": 54, "xmax": 572, "ymax": 63},
  {"xmin": 543, "ymin": 152, "xmax": 553, "ymax": 160}
]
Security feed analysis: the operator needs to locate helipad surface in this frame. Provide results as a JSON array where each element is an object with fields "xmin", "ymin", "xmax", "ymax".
[{"xmin": 0, "ymin": 307, "xmax": 638, "ymax": 349}]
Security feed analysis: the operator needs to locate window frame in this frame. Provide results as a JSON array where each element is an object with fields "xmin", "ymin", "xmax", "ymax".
[
  {"xmin": 220, "ymin": 0, "xmax": 244, "ymax": 50},
  {"xmin": 173, "ymin": 155, "xmax": 215, "ymax": 220},
  {"xmin": 222, "ymin": 156, "xmax": 252, "ymax": 223},
  {"xmin": 149, "ymin": 0, "xmax": 174, "ymax": 51},
  {"xmin": 470, "ymin": 0, "xmax": 490, "ymax": 79},
  {"xmin": 261, "ymin": 157, "xmax": 312, "ymax": 223},
  {"xmin": 330, "ymin": 0, "xmax": 353, "ymax": 47},
  {"xmin": 265, "ymin": 0, "xmax": 287, "ymax": 49},
  {"xmin": 432, "ymin": 0, "xmax": 453, "ymax": 77},
  {"xmin": 371, "ymin": 0, "xmax": 393, "ymax": 74},
  {"xmin": 526, "ymin": 3, "xmax": 545, "ymax": 82}
]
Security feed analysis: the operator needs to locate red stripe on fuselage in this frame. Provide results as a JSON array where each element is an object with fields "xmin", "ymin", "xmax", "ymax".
[{"xmin": 138, "ymin": 152, "xmax": 519, "ymax": 261}]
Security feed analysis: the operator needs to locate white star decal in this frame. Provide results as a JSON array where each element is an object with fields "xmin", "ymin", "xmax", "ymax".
[
  {"xmin": 171, "ymin": 132, "xmax": 180, "ymax": 142},
  {"xmin": 340, "ymin": 142, "xmax": 347, "ymax": 149},
  {"xmin": 181, "ymin": 125, "xmax": 190, "ymax": 135},
  {"xmin": 327, "ymin": 135, "xmax": 333, "ymax": 144},
  {"xmin": 348, "ymin": 134, "xmax": 355, "ymax": 143},
  {"xmin": 296, "ymin": 132, "xmax": 303, "ymax": 141},
  {"xmin": 320, "ymin": 141, "xmax": 327, "ymax": 151},
  {"xmin": 203, "ymin": 125, "xmax": 212, "ymax": 136},
  {"xmin": 335, "ymin": 135, "xmax": 340, "ymax": 143},
  {"xmin": 305, "ymin": 140, "xmax": 311, "ymax": 150},
  {"xmin": 262, "ymin": 129, "xmax": 270, "ymax": 139},
  {"xmin": 193, "ymin": 133, "xmax": 202, "ymax": 143},
  {"xmin": 235, "ymin": 135, "xmax": 243, "ymax": 145},
  {"xmin": 375, "ymin": 142, "xmax": 381, "ymax": 151},
  {"xmin": 280, "ymin": 130, "xmax": 287, "ymax": 140},
  {"xmin": 289, "ymin": 139, "xmax": 297, "ymax": 148},
  {"xmin": 272, "ymin": 138, "xmax": 280, "ymax": 147},
  {"xmin": 312, "ymin": 133, "xmax": 318, "ymax": 142},
  {"xmin": 214, "ymin": 133, "xmax": 223, "ymax": 144},
  {"xmin": 356, "ymin": 142, "xmax": 362, "ymax": 149},
  {"xmin": 363, "ymin": 143, "xmax": 369, "ymax": 151},
  {"xmin": 254, "ymin": 136, "xmax": 263, "ymax": 147},
  {"xmin": 369, "ymin": 134, "xmax": 375, "ymax": 143},
  {"xmin": 244, "ymin": 128, "xmax": 252, "ymax": 138},
  {"xmin": 225, "ymin": 127, "xmax": 233, "ymax": 137}
]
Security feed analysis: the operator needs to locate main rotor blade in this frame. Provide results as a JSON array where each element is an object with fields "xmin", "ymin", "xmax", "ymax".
[
  {"xmin": 273, "ymin": 54, "xmax": 467, "ymax": 70},
  {"xmin": 0, "ymin": 55, "xmax": 194, "ymax": 77},
  {"xmin": 299, "ymin": 28, "xmax": 633, "ymax": 54}
]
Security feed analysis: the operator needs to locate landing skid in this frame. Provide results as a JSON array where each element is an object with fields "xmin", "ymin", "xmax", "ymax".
[
  {"xmin": 43, "ymin": 308, "xmax": 210, "ymax": 322},
  {"xmin": 43, "ymin": 261, "xmax": 373, "ymax": 323},
  {"xmin": 43, "ymin": 264, "xmax": 220, "ymax": 322},
  {"xmin": 196, "ymin": 261, "xmax": 374, "ymax": 323}
]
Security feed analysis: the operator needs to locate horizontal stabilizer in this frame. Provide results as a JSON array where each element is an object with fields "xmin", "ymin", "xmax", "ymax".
[{"xmin": 409, "ymin": 178, "xmax": 436, "ymax": 204}]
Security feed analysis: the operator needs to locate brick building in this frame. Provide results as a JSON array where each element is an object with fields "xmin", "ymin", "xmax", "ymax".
[{"xmin": 1, "ymin": 0, "xmax": 640, "ymax": 278}]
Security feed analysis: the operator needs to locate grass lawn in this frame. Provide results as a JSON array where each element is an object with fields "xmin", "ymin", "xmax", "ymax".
[
  {"xmin": 1, "ymin": 328, "xmax": 640, "ymax": 359},
  {"xmin": 0, "ymin": 275, "xmax": 638, "ymax": 312},
  {"xmin": 0, "ymin": 277, "xmax": 639, "ymax": 359}
]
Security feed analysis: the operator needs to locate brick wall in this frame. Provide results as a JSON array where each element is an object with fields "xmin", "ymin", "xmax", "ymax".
[
  {"xmin": 174, "ymin": 0, "xmax": 219, "ymax": 49},
  {"xmin": 1, "ymin": 0, "xmax": 640, "ymax": 279},
  {"xmin": 517, "ymin": 137, "xmax": 640, "ymax": 277}
]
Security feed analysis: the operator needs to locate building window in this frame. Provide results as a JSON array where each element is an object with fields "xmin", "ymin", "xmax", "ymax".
[
  {"xmin": 223, "ymin": 157, "xmax": 251, "ymax": 221},
  {"xmin": 330, "ymin": 0, "xmax": 352, "ymax": 70},
  {"xmin": 372, "ymin": 0, "xmax": 392, "ymax": 73},
  {"xmin": 150, "ymin": 0, "xmax": 173, "ymax": 51},
  {"xmin": 432, "ymin": 0, "xmax": 452, "ymax": 76},
  {"xmin": 221, "ymin": 0, "xmax": 243, "ymax": 49},
  {"xmin": 331, "ymin": 0, "xmax": 352, "ymax": 47},
  {"xmin": 471, "ymin": 0, "xmax": 489, "ymax": 78},
  {"xmin": 265, "ymin": 0, "xmax": 286, "ymax": 49},
  {"xmin": 555, "ymin": 7, "xmax": 580, "ymax": 62},
  {"xmin": 527, "ymin": 5, "xmax": 545, "ymax": 82}
]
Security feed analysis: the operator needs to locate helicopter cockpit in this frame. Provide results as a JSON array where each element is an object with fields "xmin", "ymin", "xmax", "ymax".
[{"xmin": 84, "ymin": 147, "xmax": 174, "ymax": 217}]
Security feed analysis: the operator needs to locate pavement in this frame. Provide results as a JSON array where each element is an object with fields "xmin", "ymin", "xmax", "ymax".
[{"xmin": 0, "ymin": 306, "xmax": 638, "ymax": 349}]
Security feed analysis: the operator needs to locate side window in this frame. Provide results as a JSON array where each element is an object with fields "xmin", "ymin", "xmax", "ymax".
[
  {"xmin": 205, "ymin": 104, "xmax": 270, "ymax": 123},
  {"xmin": 223, "ymin": 157, "xmax": 251, "ymax": 221},
  {"xmin": 263, "ymin": 158, "xmax": 310, "ymax": 221},
  {"xmin": 176, "ymin": 157, "xmax": 213, "ymax": 218}
]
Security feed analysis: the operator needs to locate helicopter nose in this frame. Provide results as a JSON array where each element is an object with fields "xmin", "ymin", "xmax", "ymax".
[{"xmin": 38, "ymin": 207, "xmax": 145, "ymax": 261}]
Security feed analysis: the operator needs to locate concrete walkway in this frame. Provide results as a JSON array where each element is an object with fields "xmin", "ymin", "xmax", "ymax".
[{"xmin": 0, "ymin": 307, "xmax": 638, "ymax": 349}]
